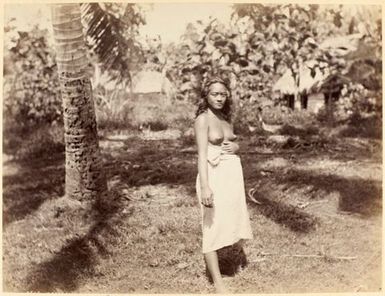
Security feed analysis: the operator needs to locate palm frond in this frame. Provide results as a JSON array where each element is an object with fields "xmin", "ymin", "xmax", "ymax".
[{"xmin": 80, "ymin": 3, "xmax": 145, "ymax": 83}]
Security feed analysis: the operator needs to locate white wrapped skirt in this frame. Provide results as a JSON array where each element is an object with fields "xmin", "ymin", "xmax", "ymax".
[{"xmin": 196, "ymin": 144, "xmax": 253, "ymax": 253}]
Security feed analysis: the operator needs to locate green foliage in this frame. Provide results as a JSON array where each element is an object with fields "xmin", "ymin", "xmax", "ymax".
[
  {"xmin": 233, "ymin": 100, "xmax": 317, "ymax": 135},
  {"xmin": 173, "ymin": 17, "xmax": 275, "ymax": 102},
  {"xmin": 146, "ymin": 120, "xmax": 169, "ymax": 131},
  {"xmin": 232, "ymin": 100, "xmax": 262, "ymax": 134},
  {"xmin": 232, "ymin": 4, "xmax": 347, "ymax": 94},
  {"xmin": 187, "ymin": 4, "xmax": 320, "ymax": 101},
  {"xmin": 335, "ymin": 83, "xmax": 381, "ymax": 121},
  {"xmin": 95, "ymin": 90, "xmax": 195, "ymax": 133},
  {"xmin": 81, "ymin": 3, "xmax": 146, "ymax": 83},
  {"xmin": 279, "ymin": 124, "xmax": 319, "ymax": 137},
  {"xmin": 273, "ymin": 108, "xmax": 317, "ymax": 126},
  {"xmin": 346, "ymin": 59, "xmax": 382, "ymax": 91},
  {"xmin": 146, "ymin": 3, "xmax": 346, "ymax": 114},
  {"xmin": 4, "ymin": 25, "xmax": 62, "ymax": 127},
  {"xmin": 3, "ymin": 4, "xmax": 147, "ymax": 130},
  {"xmin": 3, "ymin": 4, "xmax": 381, "ymax": 140},
  {"xmin": 94, "ymin": 87, "xmax": 135, "ymax": 130},
  {"xmin": 4, "ymin": 123, "xmax": 65, "ymax": 160},
  {"xmin": 156, "ymin": 3, "xmax": 381, "ymax": 131},
  {"xmin": 340, "ymin": 113, "xmax": 382, "ymax": 139}
]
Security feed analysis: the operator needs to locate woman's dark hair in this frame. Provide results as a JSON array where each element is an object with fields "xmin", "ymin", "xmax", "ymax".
[{"xmin": 195, "ymin": 76, "xmax": 232, "ymax": 121}]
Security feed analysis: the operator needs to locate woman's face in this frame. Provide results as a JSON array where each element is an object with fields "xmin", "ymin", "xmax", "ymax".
[{"xmin": 207, "ymin": 82, "xmax": 228, "ymax": 110}]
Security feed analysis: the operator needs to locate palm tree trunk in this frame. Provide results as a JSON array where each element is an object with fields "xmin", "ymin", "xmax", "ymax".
[
  {"xmin": 326, "ymin": 91, "xmax": 335, "ymax": 126},
  {"xmin": 290, "ymin": 66, "xmax": 301, "ymax": 110},
  {"xmin": 51, "ymin": 4, "xmax": 107, "ymax": 202}
]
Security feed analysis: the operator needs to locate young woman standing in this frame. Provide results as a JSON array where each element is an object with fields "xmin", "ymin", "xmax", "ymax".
[{"xmin": 194, "ymin": 77, "xmax": 253, "ymax": 293}]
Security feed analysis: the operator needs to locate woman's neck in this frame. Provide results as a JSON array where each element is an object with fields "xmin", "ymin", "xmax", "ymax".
[{"xmin": 208, "ymin": 106, "xmax": 225, "ymax": 120}]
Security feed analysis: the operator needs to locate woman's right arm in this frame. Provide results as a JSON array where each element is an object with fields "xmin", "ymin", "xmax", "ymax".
[{"xmin": 194, "ymin": 113, "xmax": 213, "ymax": 207}]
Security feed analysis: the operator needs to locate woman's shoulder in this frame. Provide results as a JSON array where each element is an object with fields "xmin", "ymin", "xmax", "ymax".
[
  {"xmin": 194, "ymin": 111, "xmax": 209, "ymax": 128},
  {"xmin": 195, "ymin": 110, "xmax": 209, "ymax": 121}
]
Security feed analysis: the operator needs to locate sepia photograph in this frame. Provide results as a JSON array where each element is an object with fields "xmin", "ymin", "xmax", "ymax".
[{"xmin": 2, "ymin": 1, "xmax": 382, "ymax": 294}]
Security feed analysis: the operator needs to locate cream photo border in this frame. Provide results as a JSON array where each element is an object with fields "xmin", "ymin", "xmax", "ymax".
[{"xmin": 0, "ymin": 0, "xmax": 383, "ymax": 295}]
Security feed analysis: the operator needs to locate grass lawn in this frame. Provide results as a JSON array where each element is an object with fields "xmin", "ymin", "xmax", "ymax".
[{"xmin": 2, "ymin": 130, "xmax": 382, "ymax": 293}]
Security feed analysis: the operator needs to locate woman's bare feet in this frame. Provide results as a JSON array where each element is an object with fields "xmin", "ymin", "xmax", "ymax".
[{"xmin": 214, "ymin": 281, "xmax": 229, "ymax": 294}]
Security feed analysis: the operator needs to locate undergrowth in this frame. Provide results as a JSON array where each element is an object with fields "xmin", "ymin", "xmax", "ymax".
[
  {"xmin": 3, "ymin": 122, "xmax": 65, "ymax": 160},
  {"xmin": 96, "ymin": 92, "xmax": 195, "ymax": 132}
]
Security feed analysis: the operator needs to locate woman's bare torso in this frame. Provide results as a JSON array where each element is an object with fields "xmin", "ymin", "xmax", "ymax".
[{"xmin": 206, "ymin": 111, "xmax": 237, "ymax": 145}]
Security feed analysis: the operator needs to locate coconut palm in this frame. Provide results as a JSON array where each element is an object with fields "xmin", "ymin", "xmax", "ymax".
[
  {"xmin": 81, "ymin": 2, "xmax": 145, "ymax": 83},
  {"xmin": 51, "ymin": 3, "xmax": 107, "ymax": 202},
  {"xmin": 51, "ymin": 3, "xmax": 145, "ymax": 202}
]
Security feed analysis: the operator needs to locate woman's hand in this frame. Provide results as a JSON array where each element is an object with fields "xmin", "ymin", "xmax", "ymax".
[
  {"xmin": 221, "ymin": 141, "xmax": 239, "ymax": 154},
  {"xmin": 201, "ymin": 186, "xmax": 214, "ymax": 207}
]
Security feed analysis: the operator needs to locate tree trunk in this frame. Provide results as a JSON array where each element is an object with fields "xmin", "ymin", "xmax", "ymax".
[
  {"xmin": 291, "ymin": 68, "xmax": 301, "ymax": 110},
  {"xmin": 294, "ymin": 90, "xmax": 301, "ymax": 110},
  {"xmin": 51, "ymin": 4, "xmax": 107, "ymax": 202},
  {"xmin": 326, "ymin": 92, "xmax": 335, "ymax": 126}
]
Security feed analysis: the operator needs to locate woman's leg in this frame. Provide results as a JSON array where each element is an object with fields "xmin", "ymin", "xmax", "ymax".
[{"xmin": 204, "ymin": 251, "xmax": 228, "ymax": 293}]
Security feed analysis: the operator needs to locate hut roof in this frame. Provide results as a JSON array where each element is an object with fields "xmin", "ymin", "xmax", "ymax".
[
  {"xmin": 346, "ymin": 59, "xmax": 381, "ymax": 90},
  {"xmin": 273, "ymin": 34, "xmax": 367, "ymax": 95},
  {"xmin": 132, "ymin": 70, "xmax": 171, "ymax": 94},
  {"xmin": 319, "ymin": 33, "xmax": 363, "ymax": 56},
  {"xmin": 309, "ymin": 74, "xmax": 351, "ymax": 93},
  {"xmin": 272, "ymin": 62, "xmax": 329, "ymax": 94},
  {"xmin": 319, "ymin": 33, "xmax": 380, "ymax": 62}
]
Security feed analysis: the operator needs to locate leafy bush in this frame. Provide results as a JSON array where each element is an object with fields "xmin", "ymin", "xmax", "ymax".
[
  {"xmin": 340, "ymin": 113, "xmax": 382, "ymax": 139},
  {"xmin": 94, "ymin": 87, "xmax": 135, "ymax": 130},
  {"xmin": 4, "ymin": 123, "xmax": 65, "ymax": 160},
  {"xmin": 143, "ymin": 4, "xmax": 381, "ymax": 138},
  {"xmin": 4, "ymin": 26, "xmax": 62, "ymax": 127},
  {"xmin": 232, "ymin": 100, "xmax": 262, "ymax": 135},
  {"xmin": 279, "ymin": 124, "xmax": 319, "ymax": 137},
  {"xmin": 147, "ymin": 120, "xmax": 169, "ymax": 131},
  {"xmin": 95, "ymin": 90, "xmax": 196, "ymax": 133},
  {"xmin": 180, "ymin": 133, "xmax": 195, "ymax": 147},
  {"xmin": 233, "ymin": 101, "xmax": 318, "ymax": 135},
  {"xmin": 335, "ymin": 83, "xmax": 381, "ymax": 121}
]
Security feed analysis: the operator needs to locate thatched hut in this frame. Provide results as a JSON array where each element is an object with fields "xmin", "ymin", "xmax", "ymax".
[
  {"xmin": 309, "ymin": 73, "xmax": 351, "ymax": 116},
  {"xmin": 273, "ymin": 68, "xmax": 352, "ymax": 113},
  {"xmin": 319, "ymin": 33, "xmax": 363, "ymax": 56},
  {"xmin": 273, "ymin": 34, "xmax": 369, "ymax": 113},
  {"xmin": 272, "ymin": 63, "xmax": 330, "ymax": 111},
  {"xmin": 132, "ymin": 70, "xmax": 175, "ymax": 99}
]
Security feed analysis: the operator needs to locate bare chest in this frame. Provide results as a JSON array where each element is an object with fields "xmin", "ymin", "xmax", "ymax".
[{"xmin": 207, "ymin": 116, "xmax": 236, "ymax": 145}]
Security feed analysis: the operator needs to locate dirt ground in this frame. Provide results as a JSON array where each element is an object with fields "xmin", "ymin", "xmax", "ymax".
[{"xmin": 2, "ymin": 130, "xmax": 382, "ymax": 293}]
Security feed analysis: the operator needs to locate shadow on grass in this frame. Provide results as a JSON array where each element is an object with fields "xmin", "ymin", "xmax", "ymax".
[
  {"xmin": 103, "ymin": 139, "xmax": 197, "ymax": 189},
  {"xmin": 7, "ymin": 138, "xmax": 197, "ymax": 292},
  {"xmin": 277, "ymin": 169, "xmax": 382, "ymax": 217},
  {"xmin": 205, "ymin": 242, "xmax": 248, "ymax": 282},
  {"xmin": 242, "ymin": 149, "xmax": 381, "ymax": 233},
  {"xmin": 218, "ymin": 243, "xmax": 248, "ymax": 275},
  {"xmin": 2, "ymin": 136, "xmax": 197, "ymax": 227},
  {"xmin": 26, "ymin": 236, "xmax": 97, "ymax": 292},
  {"xmin": 246, "ymin": 168, "xmax": 381, "ymax": 234},
  {"xmin": 3, "ymin": 154, "xmax": 65, "ymax": 226},
  {"xmin": 26, "ymin": 190, "xmax": 127, "ymax": 292},
  {"xmin": 248, "ymin": 188, "xmax": 319, "ymax": 233}
]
